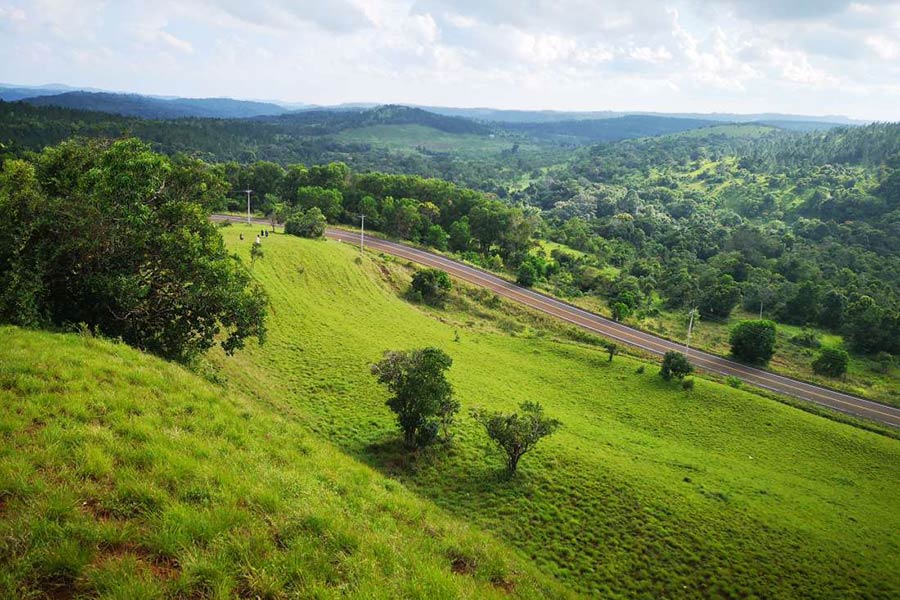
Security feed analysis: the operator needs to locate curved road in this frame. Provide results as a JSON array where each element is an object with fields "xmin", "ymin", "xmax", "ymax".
[{"xmin": 216, "ymin": 215, "xmax": 900, "ymax": 428}]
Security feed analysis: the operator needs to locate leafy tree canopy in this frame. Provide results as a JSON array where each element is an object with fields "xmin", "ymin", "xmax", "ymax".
[{"xmin": 0, "ymin": 138, "xmax": 267, "ymax": 362}]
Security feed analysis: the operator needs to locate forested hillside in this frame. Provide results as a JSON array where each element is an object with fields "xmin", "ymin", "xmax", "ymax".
[
  {"xmin": 20, "ymin": 91, "xmax": 290, "ymax": 119},
  {"xmin": 1, "ymin": 106, "xmax": 898, "ymax": 396}
]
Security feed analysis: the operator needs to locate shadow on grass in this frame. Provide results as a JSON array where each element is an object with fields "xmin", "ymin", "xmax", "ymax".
[{"xmin": 363, "ymin": 434, "xmax": 526, "ymax": 487}]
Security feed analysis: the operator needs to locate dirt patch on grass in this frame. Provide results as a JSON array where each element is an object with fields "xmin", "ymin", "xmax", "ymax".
[
  {"xmin": 43, "ymin": 585, "xmax": 76, "ymax": 600},
  {"xmin": 448, "ymin": 551, "xmax": 477, "ymax": 576},
  {"xmin": 92, "ymin": 541, "xmax": 181, "ymax": 580},
  {"xmin": 80, "ymin": 497, "xmax": 114, "ymax": 522},
  {"xmin": 23, "ymin": 418, "xmax": 45, "ymax": 436},
  {"xmin": 490, "ymin": 575, "xmax": 516, "ymax": 593}
]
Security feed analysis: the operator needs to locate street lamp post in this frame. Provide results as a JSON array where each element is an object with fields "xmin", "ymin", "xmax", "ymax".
[
  {"xmin": 244, "ymin": 189, "xmax": 253, "ymax": 224},
  {"xmin": 685, "ymin": 307, "xmax": 697, "ymax": 354},
  {"xmin": 360, "ymin": 214, "xmax": 365, "ymax": 253}
]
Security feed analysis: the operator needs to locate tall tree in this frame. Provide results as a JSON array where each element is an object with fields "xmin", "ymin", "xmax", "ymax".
[{"xmin": 371, "ymin": 347, "xmax": 457, "ymax": 448}]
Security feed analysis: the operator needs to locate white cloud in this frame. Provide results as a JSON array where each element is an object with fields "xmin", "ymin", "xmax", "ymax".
[
  {"xmin": 0, "ymin": 0, "xmax": 897, "ymax": 119},
  {"xmin": 0, "ymin": 5, "xmax": 26, "ymax": 21}
]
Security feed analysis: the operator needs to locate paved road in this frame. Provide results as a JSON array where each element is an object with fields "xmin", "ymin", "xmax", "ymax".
[{"xmin": 215, "ymin": 215, "xmax": 900, "ymax": 428}]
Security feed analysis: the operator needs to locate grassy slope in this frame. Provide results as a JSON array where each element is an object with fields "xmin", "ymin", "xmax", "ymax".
[
  {"xmin": 665, "ymin": 124, "xmax": 779, "ymax": 139},
  {"xmin": 0, "ymin": 327, "xmax": 565, "ymax": 599},
  {"xmin": 215, "ymin": 223, "xmax": 900, "ymax": 598},
  {"xmin": 335, "ymin": 124, "xmax": 533, "ymax": 157}
]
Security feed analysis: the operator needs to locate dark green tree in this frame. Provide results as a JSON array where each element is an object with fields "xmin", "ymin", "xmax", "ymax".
[
  {"xmin": 425, "ymin": 224, "xmax": 449, "ymax": 251},
  {"xmin": 409, "ymin": 268, "xmax": 452, "ymax": 306},
  {"xmin": 284, "ymin": 207, "xmax": 327, "ymax": 238},
  {"xmin": 844, "ymin": 295, "xmax": 887, "ymax": 353},
  {"xmin": 610, "ymin": 302, "xmax": 631, "ymax": 322},
  {"xmin": 660, "ymin": 351, "xmax": 693, "ymax": 381},
  {"xmin": 448, "ymin": 218, "xmax": 472, "ymax": 252},
  {"xmin": 783, "ymin": 281, "xmax": 820, "ymax": 325},
  {"xmin": 371, "ymin": 348, "xmax": 457, "ymax": 448},
  {"xmin": 516, "ymin": 261, "xmax": 537, "ymax": 287},
  {"xmin": 605, "ymin": 342, "xmax": 619, "ymax": 362},
  {"xmin": 699, "ymin": 274, "xmax": 741, "ymax": 318},
  {"xmin": 812, "ymin": 347, "xmax": 849, "ymax": 377},
  {"xmin": 296, "ymin": 186, "xmax": 343, "ymax": 221},
  {"xmin": 0, "ymin": 138, "xmax": 267, "ymax": 362},
  {"xmin": 471, "ymin": 401, "xmax": 561, "ymax": 475},
  {"xmin": 818, "ymin": 290, "xmax": 847, "ymax": 330},
  {"xmin": 729, "ymin": 320, "xmax": 777, "ymax": 364}
]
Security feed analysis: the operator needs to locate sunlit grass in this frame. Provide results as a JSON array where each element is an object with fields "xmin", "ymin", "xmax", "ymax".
[{"xmin": 0, "ymin": 326, "xmax": 563, "ymax": 599}]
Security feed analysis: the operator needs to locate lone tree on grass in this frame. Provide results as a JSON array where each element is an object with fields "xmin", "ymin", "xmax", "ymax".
[
  {"xmin": 660, "ymin": 351, "xmax": 693, "ymax": 381},
  {"xmin": 409, "ymin": 268, "xmax": 452, "ymax": 306},
  {"xmin": 250, "ymin": 242, "xmax": 264, "ymax": 267},
  {"xmin": 472, "ymin": 402, "xmax": 560, "ymax": 475},
  {"xmin": 605, "ymin": 342, "xmax": 619, "ymax": 362},
  {"xmin": 812, "ymin": 347, "xmax": 849, "ymax": 378},
  {"xmin": 371, "ymin": 347, "xmax": 459, "ymax": 449},
  {"xmin": 729, "ymin": 320, "xmax": 777, "ymax": 364}
]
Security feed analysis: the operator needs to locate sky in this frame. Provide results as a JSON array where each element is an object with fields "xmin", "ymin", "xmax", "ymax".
[{"xmin": 1, "ymin": 0, "xmax": 899, "ymax": 119}]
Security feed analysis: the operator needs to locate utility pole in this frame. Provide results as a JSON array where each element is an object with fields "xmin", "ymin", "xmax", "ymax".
[
  {"xmin": 244, "ymin": 189, "xmax": 253, "ymax": 224},
  {"xmin": 759, "ymin": 300, "xmax": 764, "ymax": 319},
  {"xmin": 359, "ymin": 214, "xmax": 365, "ymax": 253},
  {"xmin": 685, "ymin": 307, "xmax": 697, "ymax": 354}
]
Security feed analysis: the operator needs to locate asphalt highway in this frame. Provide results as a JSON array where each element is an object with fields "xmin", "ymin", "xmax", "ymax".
[{"xmin": 214, "ymin": 214, "xmax": 900, "ymax": 428}]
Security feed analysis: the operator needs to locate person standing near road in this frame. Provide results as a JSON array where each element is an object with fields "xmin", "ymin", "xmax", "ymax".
[{"xmin": 255, "ymin": 235, "xmax": 261, "ymax": 245}]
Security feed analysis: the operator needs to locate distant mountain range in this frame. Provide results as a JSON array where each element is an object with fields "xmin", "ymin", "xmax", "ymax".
[
  {"xmin": 2, "ymin": 90, "xmax": 288, "ymax": 119},
  {"xmin": 419, "ymin": 106, "xmax": 867, "ymax": 126},
  {"xmin": 0, "ymin": 83, "xmax": 868, "ymax": 126}
]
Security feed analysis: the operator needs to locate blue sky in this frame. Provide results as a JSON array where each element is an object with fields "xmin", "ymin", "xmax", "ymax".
[{"xmin": 1, "ymin": 0, "xmax": 899, "ymax": 119}]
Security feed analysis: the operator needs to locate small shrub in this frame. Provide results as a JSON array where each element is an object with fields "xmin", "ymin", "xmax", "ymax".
[
  {"xmin": 812, "ymin": 347, "xmax": 849, "ymax": 378},
  {"xmin": 250, "ymin": 242, "xmax": 264, "ymax": 267},
  {"xmin": 790, "ymin": 328, "xmax": 821, "ymax": 349},
  {"xmin": 726, "ymin": 376, "xmax": 742, "ymax": 389},
  {"xmin": 874, "ymin": 351, "xmax": 894, "ymax": 374},
  {"xmin": 635, "ymin": 365, "xmax": 645, "ymax": 374},
  {"xmin": 682, "ymin": 378, "xmax": 695, "ymax": 391},
  {"xmin": 605, "ymin": 342, "xmax": 619, "ymax": 362},
  {"xmin": 409, "ymin": 268, "xmax": 452, "ymax": 306},
  {"xmin": 472, "ymin": 401, "xmax": 560, "ymax": 475},
  {"xmin": 660, "ymin": 351, "xmax": 693, "ymax": 381}
]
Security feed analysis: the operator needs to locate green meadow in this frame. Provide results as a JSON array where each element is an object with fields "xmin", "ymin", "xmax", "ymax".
[
  {"xmin": 2, "ymin": 221, "xmax": 899, "ymax": 598},
  {"xmin": 335, "ymin": 124, "xmax": 534, "ymax": 157},
  {"xmin": 212, "ymin": 224, "xmax": 900, "ymax": 598}
]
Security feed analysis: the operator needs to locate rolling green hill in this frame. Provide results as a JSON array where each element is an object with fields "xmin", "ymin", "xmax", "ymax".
[
  {"xmin": 0, "ymin": 326, "xmax": 563, "ymax": 599},
  {"xmin": 336, "ymin": 124, "xmax": 531, "ymax": 158},
  {"xmin": 210, "ymin": 224, "xmax": 900, "ymax": 598}
]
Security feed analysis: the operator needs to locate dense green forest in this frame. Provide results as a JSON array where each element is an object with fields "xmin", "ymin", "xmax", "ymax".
[{"xmin": 1, "ymin": 103, "xmax": 898, "ymax": 360}]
